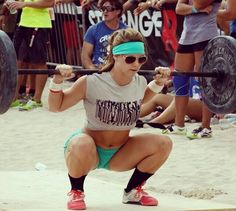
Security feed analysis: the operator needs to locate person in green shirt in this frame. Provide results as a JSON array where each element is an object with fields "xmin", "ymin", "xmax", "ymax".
[{"xmin": 6, "ymin": 0, "xmax": 54, "ymax": 111}]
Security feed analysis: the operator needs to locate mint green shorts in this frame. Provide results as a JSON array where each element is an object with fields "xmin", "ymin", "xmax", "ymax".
[{"xmin": 64, "ymin": 129, "xmax": 120, "ymax": 170}]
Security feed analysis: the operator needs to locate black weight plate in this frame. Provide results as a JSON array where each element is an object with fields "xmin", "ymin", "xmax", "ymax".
[
  {"xmin": 0, "ymin": 30, "xmax": 17, "ymax": 114},
  {"xmin": 199, "ymin": 36, "xmax": 236, "ymax": 114}
]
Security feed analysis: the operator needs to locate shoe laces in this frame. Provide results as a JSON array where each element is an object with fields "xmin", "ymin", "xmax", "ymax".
[
  {"xmin": 135, "ymin": 183, "xmax": 148, "ymax": 198},
  {"xmin": 68, "ymin": 190, "xmax": 84, "ymax": 201},
  {"xmin": 166, "ymin": 124, "xmax": 174, "ymax": 132}
]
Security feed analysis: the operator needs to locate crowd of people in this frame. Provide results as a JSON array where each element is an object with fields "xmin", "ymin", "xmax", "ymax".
[{"xmin": 1, "ymin": 0, "xmax": 236, "ymax": 210}]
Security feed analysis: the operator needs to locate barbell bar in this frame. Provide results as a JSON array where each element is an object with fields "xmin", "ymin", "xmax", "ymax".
[
  {"xmin": 17, "ymin": 68, "xmax": 221, "ymax": 78},
  {"xmin": 1, "ymin": 30, "xmax": 236, "ymax": 115}
]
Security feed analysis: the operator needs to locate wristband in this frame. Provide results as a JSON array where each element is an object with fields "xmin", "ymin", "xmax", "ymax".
[
  {"xmin": 49, "ymin": 78, "xmax": 63, "ymax": 92},
  {"xmin": 147, "ymin": 80, "xmax": 164, "ymax": 93},
  {"xmin": 49, "ymin": 89, "xmax": 61, "ymax": 94},
  {"xmin": 191, "ymin": 6, "xmax": 198, "ymax": 14}
]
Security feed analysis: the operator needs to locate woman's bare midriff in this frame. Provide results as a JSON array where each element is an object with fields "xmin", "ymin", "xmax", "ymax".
[{"xmin": 84, "ymin": 128, "xmax": 130, "ymax": 149}]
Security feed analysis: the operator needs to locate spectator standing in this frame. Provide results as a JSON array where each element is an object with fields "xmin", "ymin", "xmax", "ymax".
[
  {"xmin": 164, "ymin": 0, "xmax": 222, "ymax": 139},
  {"xmin": 7, "ymin": 0, "xmax": 54, "ymax": 111}
]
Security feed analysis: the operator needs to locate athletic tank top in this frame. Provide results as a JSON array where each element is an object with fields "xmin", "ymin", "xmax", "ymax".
[
  {"xmin": 84, "ymin": 72, "xmax": 147, "ymax": 130},
  {"xmin": 19, "ymin": 0, "xmax": 52, "ymax": 28},
  {"xmin": 179, "ymin": 1, "xmax": 221, "ymax": 45}
]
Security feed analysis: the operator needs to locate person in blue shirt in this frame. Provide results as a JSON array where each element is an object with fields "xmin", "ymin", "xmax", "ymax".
[{"xmin": 81, "ymin": 0, "xmax": 127, "ymax": 69}]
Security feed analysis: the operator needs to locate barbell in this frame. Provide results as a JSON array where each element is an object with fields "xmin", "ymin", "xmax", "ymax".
[{"xmin": 0, "ymin": 30, "xmax": 236, "ymax": 115}]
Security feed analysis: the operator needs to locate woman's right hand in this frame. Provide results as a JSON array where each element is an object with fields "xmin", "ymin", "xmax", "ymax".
[
  {"xmin": 155, "ymin": 66, "xmax": 171, "ymax": 77},
  {"xmin": 199, "ymin": 5, "xmax": 213, "ymax": 14},
  {"xmin": 153, "ymin": 66, "xmax": 170, "ymax": 85},
  {"xmin": 54, "ymin": 64, "xmax": 73, "ymax": 83}
]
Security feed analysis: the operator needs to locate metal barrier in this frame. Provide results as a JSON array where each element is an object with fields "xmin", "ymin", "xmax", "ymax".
[{"xmin": 47, "ymin": 3, "xmax": 84, "ymax": 66}]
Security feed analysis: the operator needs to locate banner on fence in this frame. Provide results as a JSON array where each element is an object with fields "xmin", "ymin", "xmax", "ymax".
[{"xmin": 83, "ymin": 3, "xmax": 183, "ymax": 70}]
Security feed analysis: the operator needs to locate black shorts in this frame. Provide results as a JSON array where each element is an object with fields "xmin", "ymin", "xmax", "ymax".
[
  {"xmin": 13, "ymin": 26, "xmax": 50, "ymax": 63},
  {"xmin": 177, "ymin": 40, "xmax": 210, "ymax": 53}
]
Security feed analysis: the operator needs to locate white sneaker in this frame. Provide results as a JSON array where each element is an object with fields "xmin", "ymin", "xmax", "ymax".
[
  {"xmin": 162, "ymin": 124, "xmax": 187, "ymax": 135},
  {"xmin": 186, "ymin": 127, "xmax": 212, "ymax": 140},
  {"xmin": 122, "ymin": 186, "xmax": 158, "ymax": 206}
]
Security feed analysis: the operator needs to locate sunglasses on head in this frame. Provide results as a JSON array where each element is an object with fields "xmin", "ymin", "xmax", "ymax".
[
  {"xmin": 100, "ymin": 5, "xmax": 117, "ymax": 12},
  {"xmin": 123, "ymin": 55, "xmax": 147, "ymax": 64}
]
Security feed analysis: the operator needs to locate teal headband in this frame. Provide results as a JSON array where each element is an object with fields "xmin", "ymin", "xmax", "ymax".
[{"xmin": 112, "ymin": 42, "xmax": 145, "ymax": 55}]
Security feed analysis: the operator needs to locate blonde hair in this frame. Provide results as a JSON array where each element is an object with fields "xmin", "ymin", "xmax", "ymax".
[{"xmin": 100, "ymin": 28, "xmax": 148, "ymax": 72}]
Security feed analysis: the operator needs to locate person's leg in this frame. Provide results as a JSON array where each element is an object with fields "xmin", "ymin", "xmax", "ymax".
[
  {"xmin": 194, "ymin": 50, "xmax": 212, "ymax": 129},
  {"xmin": 151, "ymin": 98, "xmax": 202, "ymax": 124},
  {"xmin": 65, "ymin": 134, "xmax": 98, "ymax": 181},
  {"xmin": 174, "ymin": 52, "xmax": 195, "ymax": 127},
  {"xmin": 140, "ymin": 94, "xmax": 173, "ymax": 118},
  {"xmin": 28, "ymin": 74, "xmax": 36, "ymax": 99},
  {"xmin": 12, "ymin": 61, "xmax": 28, "ymax": 106},
  {"xmin": 18, "ymin": 28, "xmax": 49, "ymax": 110},
  {"xmin": 149, "ymin": 96, "xmax": 175, "ymax": 124},
  {"xmin": 18, "ymin": 75, "xmax": 28, "ymax": 97},
  {"xmin": 12, "ymin": 27, "xmax": 27, "ymax": 103},
  {"xmin": 64, "ymin": 132, "xmax": 99, "ymax": 210},
  {"xmin": 29, "ymin": 28, "xmax": 49, "ymax": 104},
  {"xmin": 186, "ymin": 98, "xmax": 202, "ymax": 122},
  {"xmin": 186, "ymin": 48, "xmax": 213, "ymax": 139},
  {"xmin": 109, "ymin": 133, "xmax": 172, "ymax": 205},
  {"xmin": 28, "ymin": 63, "xmax": 48, "ymax": 103}
]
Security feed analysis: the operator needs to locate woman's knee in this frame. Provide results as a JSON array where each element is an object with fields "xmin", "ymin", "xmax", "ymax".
[
  {"xmin": 66, "ymin": 136, "xmax": 96, "ymax": 158},
  {"xmin": 155, "ymin": 135, "xmax": 173, "ymax": 155}
]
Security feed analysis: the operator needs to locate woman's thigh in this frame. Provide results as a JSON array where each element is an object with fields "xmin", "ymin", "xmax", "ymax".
[
  {"xmin": 109, "ymin": 133, "xmax": 170, "ymax": 171},
  {"xmin": 194, "ymin": 50, "xmax": 204, "ymax": 71},
  {"xmin": 175, "ymin": 52, "xmax": 195, "ymax": 71},
  {"xmin": 64, "ymin": 132, "xmax": 99, "ymax": 171},
  {"xmin": 140, "ymin": 94, "xmax": 173, "ymax": 117}
]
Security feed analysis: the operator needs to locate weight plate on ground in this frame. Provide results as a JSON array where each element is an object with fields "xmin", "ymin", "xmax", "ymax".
[
  {"xmin": 199, "ymin": 35, "xmax": 236, "ymax": 114},
  {"xmin": 0, "ymin": 30, "xmax": 18, "ymax": 114}
]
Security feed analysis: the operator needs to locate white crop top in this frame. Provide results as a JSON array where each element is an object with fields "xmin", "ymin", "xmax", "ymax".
[{"xmin": 83, "ymin": 72, "xmax": 147, "ymax": 130}]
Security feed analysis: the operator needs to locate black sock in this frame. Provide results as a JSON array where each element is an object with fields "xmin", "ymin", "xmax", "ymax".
[
  {"xmin": 125, "ymin": 168, "xmax": 153, "ymax": 193},
  {"xmin": 19, "ymin": 86, "xmax": 27, "ymax": 95},
  {"xmin": 68, "ymin": 174, "xmax": 86, "ymax": 192}
]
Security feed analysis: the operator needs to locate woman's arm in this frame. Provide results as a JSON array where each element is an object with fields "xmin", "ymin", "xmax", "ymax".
[
  {"xmin": 142, "ymin": 66, "xmax": 170, "ymax": 103},
  {"xmin": 48, "ymin": 65, "xmax": 87, "ymax": 112},
  {"xmin": 176, "ymin": 0, "xmax": 213, "ymax": 16},
  {"xmin": 176, "ymin": 0, "xmax": 193, "ymax": 15},
  {"xmin": 217, "ymin": 0, "xmax": 236, "ymax": 21},
  {"xmin": 192, "ymin": 0, "xmax": 214, "ymax": 10},
  {"xmin": 81, "ymin": 41, "xmax": 97, "ymax": 69}
]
